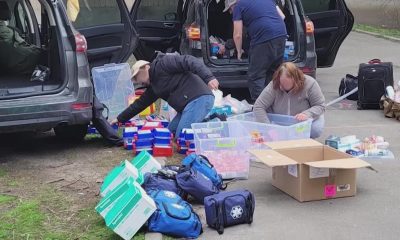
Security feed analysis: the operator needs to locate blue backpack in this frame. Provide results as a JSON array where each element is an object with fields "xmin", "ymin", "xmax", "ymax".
[
  {"xmin": 182, "ymin": 154, "xmax": 225, "ymax": 190},
  {"xmin": 176, "ymin": 167, "xmax": 220, "ymax": 202},
  {"xmin": 147, "ymin": 190, "xmax": 202, "ymax": 238},
  {"xmin": 142, "ymin": 170, "xmax": 186, "ymax": 199}
]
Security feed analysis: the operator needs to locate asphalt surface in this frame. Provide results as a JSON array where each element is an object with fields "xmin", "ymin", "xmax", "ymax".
[{"xmin": 196, "ymin": 31, "xmax": 400, "ymax": 240}]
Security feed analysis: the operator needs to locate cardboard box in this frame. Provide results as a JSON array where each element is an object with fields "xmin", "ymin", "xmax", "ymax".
[
  {"xmin": 101, "ymin": 178, "xmax": 156, "ymax": 240},
  {"xmin": 249, "ymin": 139, "xmax": 372, "ymax": 202},
  {"xmin": 96, "ymin": 177, "xmax": 133, "ymax": 218},
  {"xmin": 131, "ymin": 151, "xmax": 161, "ymax": 175},
  {"xmin": 100, "ymin": 160, "xmax": 144, "ymax": 197}
]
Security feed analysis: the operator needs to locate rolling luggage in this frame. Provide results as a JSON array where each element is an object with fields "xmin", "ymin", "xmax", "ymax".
[{"xmin": 357, "ymin": 59, "xmax": 393, "ymax": 109}]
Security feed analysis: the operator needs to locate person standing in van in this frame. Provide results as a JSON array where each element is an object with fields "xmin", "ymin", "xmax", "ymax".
[
  {"xmin": 253, "ymin": 62, "xmax": 325, "ymax": 138},
  {"xmin": 224, "ymin": 0, "xmax": 287, "ymax": 102}
]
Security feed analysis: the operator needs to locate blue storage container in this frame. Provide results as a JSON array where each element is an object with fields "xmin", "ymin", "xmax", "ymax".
[
  {"xmin": 137, "ymin": 130, "xmax": 153, "ymax": 140},
  {"xmin": 136, "ymin": 139, "xmax": 153, "ymax": 148},
  {"xmin": 153, "ymin": 128, "xmax": 171, "ymax": 138},
  {"xmin": 154, "ymin": 138, "xmax": 172, "ymax": 145}
]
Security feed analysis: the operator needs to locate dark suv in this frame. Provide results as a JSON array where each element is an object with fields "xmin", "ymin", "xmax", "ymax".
[
  {"xmin": 0, "ymin": 0, "xmax": 353, "ymax": 139},
  {"xmin": 131, "ymin": 0, "xmax": 354, "ymax": 88},
  {"xmin": 0, "ymin": 0, "xmax": 137, "ymax": 140}
]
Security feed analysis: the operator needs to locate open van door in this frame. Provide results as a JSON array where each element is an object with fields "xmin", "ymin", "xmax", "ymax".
[
  {"xmin": 130, "ymin": 0, "xmax": 182, "ymax": 61},
  {"xmin": 66, "ymin": 0, "xmax": 138, "ymax": 68},
  {"xmin": 300, "ymin": 0, "xmax": 354, "ymax": 67}
]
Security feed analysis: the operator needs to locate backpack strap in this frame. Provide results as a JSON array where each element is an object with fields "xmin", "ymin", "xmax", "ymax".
[{"xmin": 198, "ymin": 154, "xmax": 215, "ymax": 168}]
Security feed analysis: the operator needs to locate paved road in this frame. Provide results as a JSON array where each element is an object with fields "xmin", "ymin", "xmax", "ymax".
[{"xmin": 198, "ymin": 31, "xmax": 400, "ymax": 240}]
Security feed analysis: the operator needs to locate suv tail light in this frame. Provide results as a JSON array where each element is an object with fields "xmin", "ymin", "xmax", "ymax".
[
  {"xmin": 72, "ymin": 103, "xmax": 91, "ymax": 110},
  {"xmin": 187, "ymin": 24, "xmax": 200, "ymax": 41},
  {"xmin": 305, "ymin": 20, "xmax": 314, "ymax": 34},
  {"xmin": 74, "ymin": 33, "xmax": 87, "ymax": 53},
  {"xmin": 299, "ymin": 66, "xmax": 314, "ymax": 75}
]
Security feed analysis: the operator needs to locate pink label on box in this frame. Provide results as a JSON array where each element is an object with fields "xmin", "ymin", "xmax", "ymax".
[{"xmin": 324, "ymin": 185, "xmax": 337, "ymax": 198}]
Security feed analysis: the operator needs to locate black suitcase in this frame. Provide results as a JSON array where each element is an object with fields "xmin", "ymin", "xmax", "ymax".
[{"xmin": 357, "ymin": 59, "xmax": 393, "ymax": 109}]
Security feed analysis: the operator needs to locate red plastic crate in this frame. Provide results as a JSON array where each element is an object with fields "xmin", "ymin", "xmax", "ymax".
[
  {"xmin": 141, "ymin": 121, "xmax": 162, "ymax": 131},
  {"xmin": 153, "ymin": 146, "xmax": 173, "ymax": 157}
]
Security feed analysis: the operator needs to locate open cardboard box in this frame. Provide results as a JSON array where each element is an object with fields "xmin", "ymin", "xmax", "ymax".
[{"xmin": 249, "ymin": 139, "xmax": 373, "ymax": 202}]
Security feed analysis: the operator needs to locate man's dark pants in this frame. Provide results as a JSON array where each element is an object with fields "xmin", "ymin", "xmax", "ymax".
[{"xmin": 248, "ymin": 36, "xmax": 286, "ymax": 102}]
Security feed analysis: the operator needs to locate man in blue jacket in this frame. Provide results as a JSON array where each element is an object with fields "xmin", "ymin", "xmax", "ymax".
[
  {"xmin": 224, "ymin": 0, "xmax": 287, "ymax": 103},
  {"xmin": 113, "ymin": 54, "xmax": 219, "ymax": 136}
]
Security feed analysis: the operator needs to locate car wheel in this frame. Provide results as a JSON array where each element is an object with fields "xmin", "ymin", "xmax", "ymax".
[{"xmin": 54, "ymin": 124, "xmax": 88, "ymax": 142}]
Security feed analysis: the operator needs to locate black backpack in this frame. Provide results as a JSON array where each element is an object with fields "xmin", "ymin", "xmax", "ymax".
[{"xmin": 338, "ymin": 74, "xmax": 358, "ymax": 101}]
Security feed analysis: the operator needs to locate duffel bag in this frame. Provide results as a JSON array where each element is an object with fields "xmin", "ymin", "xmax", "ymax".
[{"xmin": 204, "ymin": 189, "xmax": 255, "ymax": 234}]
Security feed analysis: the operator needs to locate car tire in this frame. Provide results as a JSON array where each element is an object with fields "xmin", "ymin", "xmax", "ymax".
[{"xmin": 54, "ymin": 124, "xmax": 88, "ymax": 142}]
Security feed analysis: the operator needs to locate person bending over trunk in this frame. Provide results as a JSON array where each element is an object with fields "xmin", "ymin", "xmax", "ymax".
[
  {"xmin": 224, "ymin": 0, "xmax": 287, "ymax": 103},
  {"xmin": 253, "ymin": 62, "xmax": 326, "ymax": 139},
  {"xmin": 112, "ymin": 54, "xmax": 219, "ymax": 137}
]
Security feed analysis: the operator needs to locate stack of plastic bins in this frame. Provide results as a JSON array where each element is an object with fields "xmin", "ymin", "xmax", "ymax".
[
  {"xmin": 191, "ymin": 121, "xmax": 252, "ymax": 180},
  {"xmin": 228, "ymin": 112, "xmax": 312, "ymax": 141},
  {"xmin": 153, "ymin": 128, "xmax": 173, "ymax": 157},
  {"xmin": 92, "ymin": 63, "xmax": 134, "ymax": 120},
  {"xmin": 135, "ymin": 130, "xmax": 154, "ymax": 155}
]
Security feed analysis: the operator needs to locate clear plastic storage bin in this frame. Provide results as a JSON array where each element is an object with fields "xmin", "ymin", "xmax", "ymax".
[
  {"xmin": 228, "ymin": 112, "xmax": 312, "ymax": 140},
  {"xmin": 92, "ymin": 63, "xmax": 134, "ymax": 120},
  {"xmin": 191, "ymin": 121, "xmax": 252, "ymax": 179}
]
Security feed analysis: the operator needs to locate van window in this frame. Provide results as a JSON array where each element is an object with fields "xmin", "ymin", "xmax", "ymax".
[
  {"xmin": 136, "ymin": 0, "xmax": 180, "ymax": 21},
  {"xmin": 300, "ymin": 0, "xmax": 337, "ymax": 13},
  {"xmin": 64, "ymin": 0, "xmax": 121, "ymax": 28}
]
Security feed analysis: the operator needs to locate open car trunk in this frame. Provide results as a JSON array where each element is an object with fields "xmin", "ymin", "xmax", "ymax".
[
  {"xmin": 0, "ymin": 0, "xmax": 64, "ymax": 100},
  {"xmin": 0, "ymin": 74, "xmax": 61, "ymax": 96},
  {"xmin": 205, "ymin": 0, "xmax": 298, "ymax": 65}
]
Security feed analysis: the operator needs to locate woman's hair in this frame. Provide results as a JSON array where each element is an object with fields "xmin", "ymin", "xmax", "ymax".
[{"xmin": 272, "ymin": 62, "xmax": 305, "ymax": 93}]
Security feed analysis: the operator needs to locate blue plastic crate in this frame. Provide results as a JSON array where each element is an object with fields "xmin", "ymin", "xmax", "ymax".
[
  {"xmin": 154, "ymin": 138, "xmax": 172, "ymax": 145},
  {"xmin": 123, "ymin": 127, "xmax": 138, "ymax": 138},
  {"xmin": 184, "ymin": 129, "xmax": 195, "ymax": 141},
  {"xmin": 153, "ymin": 128, "xmax": 172, "ymax": 139},
  {"xmin": 177, "ymin": 138, "xmax": 186, "ymax": 146},
  {"xmin": 137, "ymin": 130, "xmax": 153, "ymax": 140},
  {"xmin": 135, "ymin": 139, "xmax": 153, "ymax": 148}
]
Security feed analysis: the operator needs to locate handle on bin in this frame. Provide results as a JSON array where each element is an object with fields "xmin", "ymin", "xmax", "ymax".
[
  {"xmin": 215, "ymin": 139, "xmax": 237, "ymax": 148},
  {"xmin": 103, "ymin": 63, "xmax": 117, "ymax": 67}
]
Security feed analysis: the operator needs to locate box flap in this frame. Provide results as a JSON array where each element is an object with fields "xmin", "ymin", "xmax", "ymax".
[
  {"xmin": 304, "ymin": 158, "xmax": 371, "ymax": 169},
  {"xmin": 248, "ymin": 149, "xmax": 298, "ymax": 167},
  {"xmin": 264, "ymin": 139, "xmax": 322, "ymax": 150}
]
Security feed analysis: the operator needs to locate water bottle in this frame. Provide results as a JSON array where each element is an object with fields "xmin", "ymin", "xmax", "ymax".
[
  {"xmin": 210, "ymin": 43, "xmax": 219, "ymax": 59},
  {"xmin": 386, "ymin": 86, "xmax": 395, "ymax": 99}
]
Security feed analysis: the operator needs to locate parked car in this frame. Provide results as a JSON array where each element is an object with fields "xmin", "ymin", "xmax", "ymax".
[
  {"xmin": 131, "ymin": 0, "xmax": 354, "ymax": 88},
  {"xmin": 0, "ymin": 0, "xmax": 137, "ymax": 140},
  {"xmin": 0, "ymin": 0, "xmax": 353, "ymax": 139}
]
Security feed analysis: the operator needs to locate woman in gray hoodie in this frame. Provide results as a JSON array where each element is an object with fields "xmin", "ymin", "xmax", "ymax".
[{"xmin": 253, "ymin": 62, "xmax": 325, "ymax": 138}]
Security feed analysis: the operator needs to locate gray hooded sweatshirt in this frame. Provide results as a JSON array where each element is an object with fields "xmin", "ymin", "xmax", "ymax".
[{"xmin": 253, "ymin": 75, "xmax": 325, "ymax": 123}]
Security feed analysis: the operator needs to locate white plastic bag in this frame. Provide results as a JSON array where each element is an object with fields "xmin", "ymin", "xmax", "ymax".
[{"xmin": 212, "ymin": 89, "xmax": 224, "ymax": 107}]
